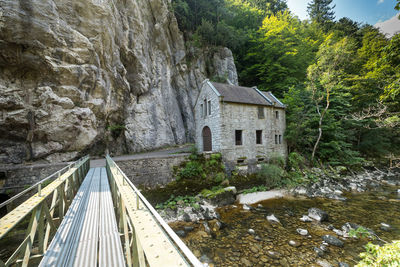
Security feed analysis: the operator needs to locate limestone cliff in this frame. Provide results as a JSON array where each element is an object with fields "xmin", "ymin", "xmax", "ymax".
[{"xmin": 0, "ymin": 0, "xmax": 238, "ymax": 164}]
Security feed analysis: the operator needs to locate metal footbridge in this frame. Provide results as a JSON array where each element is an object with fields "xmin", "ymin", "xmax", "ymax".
[{"xmin": 0, "ymin": 156, "xmax": 202, "ymax": 267}]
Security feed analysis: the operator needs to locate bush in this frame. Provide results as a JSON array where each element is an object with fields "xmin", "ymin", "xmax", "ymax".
[
  {"xmin": 268, "ymin": 153, "xmax": 285, "ymax": 168},
  {"xmin": 356, "ymin": 241, "xmax": 400, "ymax": 267},
  {"xmin": 257, "ymin": 163, "xmax": 284, "ymax": 189},
  {"xmin": 155, "ymin": 195, "xmax": 200, "ymax": 210},
  {"xmin": 242, "ymin": 185, "xmax": 268, "ymax": 194},
  {"xmin": 214, "ymin": 172, "xmax": 225, "ymax": 183},
  {"xmin": 282, "ymin": 171, "xmax": 304, "ymax": 188},
  {"xmin": 177, "ymin": 161, "xmax": 204, "ymax": 180},
  {"xmin": 288, "ymin": 152, "xmax": 306, "ymax": 171}
]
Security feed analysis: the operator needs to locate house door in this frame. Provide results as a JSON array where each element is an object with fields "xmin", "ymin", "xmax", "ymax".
[{"xmin": 202, "ymin": 126, "xmax": 212, "ymax": 152}]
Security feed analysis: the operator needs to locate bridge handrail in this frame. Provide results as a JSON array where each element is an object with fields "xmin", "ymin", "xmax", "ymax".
[
  {"xmin": 0, "ymin": 156, "xmax": 90, "ymax": 267},
  {"xmin": 106, "ymin": 155, "xmax": 203, "ymax": 267},
  {"xmin": 0, "ymin": 156, "xmax": 89, "ymax": 209}
]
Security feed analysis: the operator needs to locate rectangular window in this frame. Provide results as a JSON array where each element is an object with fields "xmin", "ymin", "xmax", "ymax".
[
  {"xmin": 235, "ymin": 130, "xmax": 243, "ymax": 146},
  {"xmin": 258, "ymin": 106, "xmax": 265, "ymax": 119},
  {"xmin": 204, "ymin": 99, "xmax": 207, "ymax": 117},
  {"xmin": 256, "ymin": 130, "xmax": 262, "ymax": 144},
  {"xmin": 279, "ymin": 135, "xmax": 282, "ymax": 144},
  {"xmin": 275, "ymin": 111, "xmax": 279, "ymax": 119},
  {"xmin": 208, "ymin": 100, "xmax": 211, "ymax": 115},
  {"xmin": 200, "ymin": 104, "xmax": 203, "ymax": 117},
  {"xmin": 275, "ymin": 134, "xmax": 278, "ymax": 144}
]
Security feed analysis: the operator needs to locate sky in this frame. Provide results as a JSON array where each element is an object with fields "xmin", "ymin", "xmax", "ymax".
[{"xmin": 286, "ymin": 0, "xmax": 400, "ymax": 36}]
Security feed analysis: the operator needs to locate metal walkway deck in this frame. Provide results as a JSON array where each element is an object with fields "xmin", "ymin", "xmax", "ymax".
[{"xmin": 39, "ymin": 167, "xmax": 125, "ymax": 267}]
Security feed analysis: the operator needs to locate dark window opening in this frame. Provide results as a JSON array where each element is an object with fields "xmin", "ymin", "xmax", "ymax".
[
  {"xmin": 279, "ymin": 135, "xmax": 282, "ymax": 144},
  {"xmin": 257, "ymin": 158, "xmax": 264, "ymax": 162},
  {"xmin": 237, "ymin": 159, "xmax": 245, "ymax": 164},
  {"xmin": 258, "ymin": 106, "xmax": 265, "ymax": 119},
  {"xmin": 200, "ymin": 104, "xmax": 203, "ymax": 117},
  {"xmin": 235, "ymin": 130, "xmax": 242, "ymax": 146},
  {"xmin": 275, "ymin": 111, "xmax": 279, "ymax": 119},
  {"xmin": 256, "ymin": 130, "xmax": 262, "ymax": 144},
  {"xmin": 275, "ymin": 134, "xmax": 278, "ymax": 144},
  {"xmin": 208, "ymin": 100, "xmax": 211, "ymax": 115},
  {"xmin": 204, "ymin": 99, "xmax": 207, "ymax": 117}
]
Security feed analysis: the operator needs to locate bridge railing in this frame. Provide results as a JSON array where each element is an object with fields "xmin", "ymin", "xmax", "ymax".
[
  {"xmin": 106, "ymin": 155, "xmax": 203, "ymax": 267},
  {"xmin": 0, "ymin": 156, "xmax": 90, "ymax": 267}
]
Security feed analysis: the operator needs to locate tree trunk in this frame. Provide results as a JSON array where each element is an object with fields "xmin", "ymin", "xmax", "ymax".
[{"xmin": 311, "ymin": 91, "xmax": 330, "ymax": 164}]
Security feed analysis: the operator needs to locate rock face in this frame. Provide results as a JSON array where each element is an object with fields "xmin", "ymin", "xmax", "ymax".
[{"xmin": 0, "ymin": 0, "xmax": 238, "ymax": 164}]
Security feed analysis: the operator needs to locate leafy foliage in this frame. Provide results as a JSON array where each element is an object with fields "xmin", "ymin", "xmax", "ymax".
[
  {"xmin": 155, "ymin": 195, "xmax": 200, "ymax": 210},
  {"xmin": 356, "ymin": 241, "xmax": 400, "ymax": 267},
  {"xmin": 172, "ymin": 0, "xmax": 400, "ymax": 166},
  {"xmin": 257, "ymin": 163, "xmax": 284, "ymax": 188},
  {"xmin": 242, "ymin": 185, "xmax": 268, "ymax": 194},
  {"xmin": 349, "ymin": 226, "xmax": 376, "ymax": 240}
]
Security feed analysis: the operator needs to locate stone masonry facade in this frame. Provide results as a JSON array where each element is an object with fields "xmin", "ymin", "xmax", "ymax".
[{"xmin": 195, "ymin": 80, "xmax": 287, "ymax": 170}]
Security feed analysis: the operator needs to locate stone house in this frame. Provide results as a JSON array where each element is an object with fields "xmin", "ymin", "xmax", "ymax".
[{"xmin": 194, "ymin": 79, "xmax": 287, "ymax": 168}]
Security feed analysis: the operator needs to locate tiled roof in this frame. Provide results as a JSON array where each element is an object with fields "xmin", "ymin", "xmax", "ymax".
[
  {"xmin": 211, "ymin": 82, "xmax": 272, "ymax": 106},
  {"xmin": 210, "ymin": 82, "xmax": 285, "ymax": 108},
  {"xmin": 261, "ymin": 91, "xmax": 286, "ymax": 108}
]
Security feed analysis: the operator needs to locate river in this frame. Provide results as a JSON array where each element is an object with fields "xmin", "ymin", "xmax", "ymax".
[{"xmin": 170, "ymin": 185, "xmax": 400, "ymax": 266}]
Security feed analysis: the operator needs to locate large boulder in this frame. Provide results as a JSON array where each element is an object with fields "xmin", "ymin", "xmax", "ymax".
[
  {"xmin": 308, "ymin": 208, "xmax": 329, "ymax": 222},
  {"xmin": 322, "ymin": 235, "xmax": 344, "ymax": 247}
]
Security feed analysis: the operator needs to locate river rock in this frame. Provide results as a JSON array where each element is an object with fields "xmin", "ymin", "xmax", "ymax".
[
  {"xmin": 240, "ymin": 258, "xmax": 252, "ymax": 267},
  {"xmin": 207, "ymin": 187, "xmax": 237, "ymax": 206},
  {"xmin": 297, "ymin": 228, "xmax": 308, "ymax": 236},
  {"xmin": 203, "ymin": 222, "xmax": 211, "ymax": 234},
  {"xmin": 184, "ymin": 226, "xmax": 194, "ymax": 232},
  {"xmin": 317, "ymin": 259, "xmax": 332, "ymax": 267},
  {"xmin": 314, "ymin": 246, "xmax": 324, "ymax": 257},
  {"xmin": 266, "ymin": 251, "xmax": 280, "ymax": 259},
  {"xmin": 243, "ymin": 204, "xmax": 251, "ymax": 211},
  {"xmin": 267, "ymin": 214, "xmax": 281, "ymax": 224},
  {"xmin": 199, "ymin": 254, "xmax": 212, "ymax": 263},
  {"xmin": 338, "ymin": 262, "xmax": 350, "ymax": 267},
  {"xmin": 322, "ymin": 235, "xmax": 344, "ymax": 247},
  {"xmin": 308, "ymin": 208, "xmax": 329, "ymax": 222},
  {"xmin": 333, "ymin": 229, "xmax": 344, "ymax": 236},
  {"xmin": 248, "ymin": 229, "xmax": 255, "ymax": 235},
  {"xmin": 175, "ymin": 230, "xmax": 186, "ymax": 237},
  {"xmin": 319, "ymin": 244, "xmax": 329, "ymax": 252},
  {"xmin": 289, "ymin": 240, "xmax": 301, "ymax": 247},
  {"xmin": 380, "ymin": 223, "xmax": 392, "ymax": 231},
  {"xmin": 183, "ymin": 212, "xmax": 191, "ymax": 222},
  {"xmin": 300, "ymin": 215, "xmax": 313, "ymax": 222},
  {"xmin": 341, "ymin": 222, "xmax": 360, "ymax": 233}
]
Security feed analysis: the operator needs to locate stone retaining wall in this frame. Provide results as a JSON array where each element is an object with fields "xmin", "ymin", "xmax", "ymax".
[
  {"xmin": 116, "ymin": 154, "xmax": 189, "ymax": 188},
  {"xmin": 0, "ymin": 162, "xmax": 69, "ymax": 194}
]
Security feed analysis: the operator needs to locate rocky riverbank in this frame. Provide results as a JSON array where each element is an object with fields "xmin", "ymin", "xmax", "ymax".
[
  {"xmin": 160, "ymin": 167, "xmax": 400, "ymax": 266},
  {"xmin": 290, "ymin": 167, "xmax": 400, "ymax": 200},
  {"xmin": 158, "ymin": 167, "xmax": 400, "ymax": 224}
]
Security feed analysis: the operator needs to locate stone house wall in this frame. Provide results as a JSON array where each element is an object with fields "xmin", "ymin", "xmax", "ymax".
[
  {"xmin": 220, "ymin": 102, "xmax": 287, "ymax": 164},
  {"xmin": 195, "ymin": 82, "xmax": 222, "ymax": 153}
]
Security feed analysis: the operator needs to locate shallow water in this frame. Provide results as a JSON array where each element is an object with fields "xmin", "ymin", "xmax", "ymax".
[{"xmin": 172, "ymin": 186, "xmax": 400, "ymax": 266}]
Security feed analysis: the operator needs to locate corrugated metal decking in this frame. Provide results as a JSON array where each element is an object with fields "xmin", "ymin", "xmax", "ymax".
[{"xmin": 39, "ymin": 167, "xmax": 125, "ymax": 267}]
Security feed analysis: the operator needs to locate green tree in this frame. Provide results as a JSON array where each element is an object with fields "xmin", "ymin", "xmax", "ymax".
[
  {"xmin": 307, "ymin": 0, "xmax": 335, "ymax": 24},
  {"xmin": 307, "ymin": 35, "xmax": 356, "ymax": 163},
  {"xmin": 242, "ymin": 11, "xmax": 321, "ymax": 96}
]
